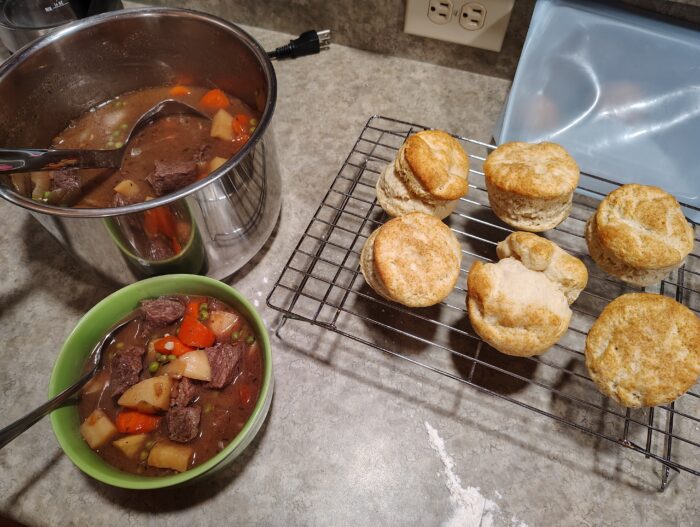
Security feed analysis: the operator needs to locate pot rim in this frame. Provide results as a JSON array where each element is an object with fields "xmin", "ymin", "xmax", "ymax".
[{"xmin": 0, "ymin": 6, "xmax": 277, "ymax": 218}]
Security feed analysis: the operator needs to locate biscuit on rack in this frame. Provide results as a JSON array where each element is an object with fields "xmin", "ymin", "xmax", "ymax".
[
  {"xmin": 376, "ymin": 161, "xmax": 456, "ymax": 219},
  {"xmin": 360, "ymin": 212, "xmax": 462, "ymax": 307},
  {"xmin": 585, "ymin": 293, "xmax": 700, "ymax": 408},
  {"xmin": 467, "ymin": 258, "xmax": 572, "ymax": 357},
  {"xmin": 496, "ymin": 231, "xmax": 588, "ymax": 304},
  {"xmin": 585, "ymin": 184, "xmax": 694, "ymax": 286},
  {"xmin": 376, "ymin": 130, "xmax": 468, "ymax": 219},
  {"xmin": 483, "ymin": 142, "xmax": 579, "ymax": 232}
]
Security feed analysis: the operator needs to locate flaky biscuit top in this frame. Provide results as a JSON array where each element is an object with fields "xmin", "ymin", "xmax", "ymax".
[
  {"xmin": 397, "ymin": 130, "xmax": 469, "ymax": 201},
  {"xmin": 483, "ymin": 142, "xmax": 580, "ymax": 198},
  {"xmin": 593, "ymin": 184, "xmax": 694, "ymax": 270}
]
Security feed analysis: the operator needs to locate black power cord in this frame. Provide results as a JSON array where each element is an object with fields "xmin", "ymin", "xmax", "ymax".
[{"xmin": 267, "ymin": 29, "xmax": 331, "ymax": 60}]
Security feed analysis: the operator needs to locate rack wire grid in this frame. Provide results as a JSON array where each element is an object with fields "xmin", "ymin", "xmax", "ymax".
[{"xmin": 266, "ymin": 115, "xmax": 700, "ymax": 490}]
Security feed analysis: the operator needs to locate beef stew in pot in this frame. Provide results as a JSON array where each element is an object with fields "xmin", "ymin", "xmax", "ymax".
[
  {"xmin": 78, "ymin": 294, "xmax": 263, "ymax": 475},
  {"xmin": 25, "ymin": 85, "xmax": 260, "ymax": 208}
]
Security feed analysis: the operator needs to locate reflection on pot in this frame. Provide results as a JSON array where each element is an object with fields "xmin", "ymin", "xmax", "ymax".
[{"xmin": 104, "ymin": 200, "xmax": 206, "ymax": 277}]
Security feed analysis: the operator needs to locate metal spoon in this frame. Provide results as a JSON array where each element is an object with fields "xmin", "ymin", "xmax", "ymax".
[
  {"xmin": 0, "ymin": 311, "xmax": 141, "ymax": 449},
  {"xmin": 0, "ymin": 99, "xmax": 210, "ymax": 174}
]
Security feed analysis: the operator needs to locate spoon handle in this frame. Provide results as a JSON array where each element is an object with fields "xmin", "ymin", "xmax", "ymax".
[
  {"xmin": 0, "ymin": 371, "xmax": 93, "ymax": 449},
  {"xmin": 0, "ymin": 148, "xmax": 121, "ymax": 173}
]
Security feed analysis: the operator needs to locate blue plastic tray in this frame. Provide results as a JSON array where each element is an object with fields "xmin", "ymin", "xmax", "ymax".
[{"xmin": 494, "ymin": 0, "xmax": 700, "ymax": 220}]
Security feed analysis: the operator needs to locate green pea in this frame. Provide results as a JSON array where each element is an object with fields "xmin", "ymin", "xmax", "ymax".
[
  {"xmin": 120, "ymin": 123, "xmax": 128, "ymax": 129},
  {"xmin": 231, "ymin": 331, "xmax": 240, "ymax": 342},
  {"xmin": 245, "ymin": 335, "xmax": 255, "ymax": 345},
  {"xmin": 249, "ymin": 126, "xmax": 256, "ymax": 134},
  {"xmin": 145, "ymin": 440, "xmax": 156, "ymax": 450},
  {"xmin": 139, "ymin": 450, "xmax": 148, "ymax": 461},
  {"xmin": 148, "ymin": 361, "xmax": 159, "ymax": 373},
  {"xmin": 114, "ymin": 141, "xmax": 124, "ymax": 149},
  {"xmin": 111, "ymin": 130, "xmax": 120, "ymax": 137},
  {"xmin": 249, "ymin": 118, "xmax": 258, "ymax": 126},
  {"xmin": 156, "ymin": 353, "xmax": 166, "ymax": 362},
  {"xmin": 167, "ymin": 354, "xmax": 177, "ymax": 361}
]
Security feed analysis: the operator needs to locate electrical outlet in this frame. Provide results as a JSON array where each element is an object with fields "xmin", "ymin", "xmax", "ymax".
[
  {"xmin": 404, "ymin": 0, "xmax": 514, "ymax": 52},
  {"xmin": 459, "ymin": 3, "xmax": 486, "ymax": 30},
  {"xmin": 427, "ymin": 0, "xmax": 452, "ymax": 24}
]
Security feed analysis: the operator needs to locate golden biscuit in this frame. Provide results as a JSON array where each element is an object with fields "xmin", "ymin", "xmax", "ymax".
[
  {"xmin": 585, "ymin": 293, "xmax": 700, "ymax": 407},
  {"xmin": 585, "ymin": 184, "xmax": 694, "ymax": 286},
  {"xmin": 484, "ymin": 142, "xmax": 579, "ymax": 232},
  {"xmin": 395, "ymin": 130, "xmax": 469, "ymax": 202},
  {"xmin": 361, "ymin": 212, "xmax": 462, "ymax": 307}
]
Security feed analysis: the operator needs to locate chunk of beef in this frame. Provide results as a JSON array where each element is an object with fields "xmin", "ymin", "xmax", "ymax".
[
  {"xmin": 110, "ymin": 345, "xmax": 146, "ymax": 396},
  {"xmin": 146, "ymin": 160, "xmax": 197, "ymax": 196},
  {"xmin": 195, "ymin": 144, "xmax": 211, "ymax": 163},
  {"xmin": 145, "ymin": 235, "xmax": 175, "ymax": 261},
  {"xmin": 140, "ymin": 297, "xmax": 185, "ymax": 327},
  {"xmin": 205, "ymin": 342, "xmax": 244, "ymax": 389},
  {"xmin": 171, "ymin": 377, "xmax": 197, "ymax": 407},
  {"xmin": 166, "ymin": 405, "xmax": 201, "ymax": 443},
  {"xmin": 52, "ymin": 168, "xmax": 81, "ymax": 193}
]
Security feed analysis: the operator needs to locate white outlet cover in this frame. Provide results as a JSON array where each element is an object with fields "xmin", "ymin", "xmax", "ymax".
[{"xmin": 404, "ymin": 0, "xmax": 514, "ymax": 52}]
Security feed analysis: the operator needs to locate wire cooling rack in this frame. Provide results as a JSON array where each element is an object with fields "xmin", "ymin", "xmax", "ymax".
[{"xmin": 266, "ymin": 115, "xmax": 700, "ymax": 490}]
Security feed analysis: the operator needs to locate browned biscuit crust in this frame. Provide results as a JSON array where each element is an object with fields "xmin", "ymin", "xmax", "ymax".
[
  {"xmin": 483, "ymin": 142, "xmax": 579, "ymax": 199},
  {"xmin": 371, "ymin": 212, "xmax": 462, "ymax": 307},
  {"xmin": 396, "ymin": 130, "xmax": 469, "ymax": 201},
  {"xmin": 585, "ymin": 293, "xmax": 700, "ymax": 408},
  {"xmin": 590, "ymin": 184, "xmax": 694, "ymax": 271}
]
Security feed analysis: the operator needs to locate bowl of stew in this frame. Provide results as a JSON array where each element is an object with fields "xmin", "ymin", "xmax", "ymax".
[
  {"xmin": 49, "ymin": 274, "xmax": 273, "ymax": 489},
  {"xmin": 0, "ymin": 8, "xmax": 281, "ymax": 284}
]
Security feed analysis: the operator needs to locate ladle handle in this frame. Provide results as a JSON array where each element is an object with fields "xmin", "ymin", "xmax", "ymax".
[
  {"xmin": 0, "ymin": 148, "xmax": 120, "ymax": 173},
  {"xmin": 0, "ymin": 371, "xmax": 93, "ymax": 449}
]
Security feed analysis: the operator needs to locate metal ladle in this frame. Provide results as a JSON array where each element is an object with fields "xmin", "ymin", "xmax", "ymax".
[
  {"xmin": 0, "ymin": 311, "xmax": 142, "ymax": 449},
  {"xmin": 0, "ymin": 99, "xmax": 210, "ymax": 174}
]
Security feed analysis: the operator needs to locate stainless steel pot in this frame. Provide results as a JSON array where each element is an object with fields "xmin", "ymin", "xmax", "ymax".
[
  {"xmin": 0, "ymin": 0, "xmax": 123, "ymax": 53},
  {"xmin": 0, "ymin": 7, "xmax": 281, "ymax": 284}
]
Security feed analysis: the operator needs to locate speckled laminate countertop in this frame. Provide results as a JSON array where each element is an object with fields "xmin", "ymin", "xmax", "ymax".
[{"xmin": 0, "ymin": 24, "xmax": 698, "ymax": 527}]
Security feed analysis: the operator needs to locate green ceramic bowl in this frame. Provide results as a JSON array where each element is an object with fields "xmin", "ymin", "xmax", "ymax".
[{"xmin": 49, "ymin": 274, "xmax": 273, "ymax": 489}]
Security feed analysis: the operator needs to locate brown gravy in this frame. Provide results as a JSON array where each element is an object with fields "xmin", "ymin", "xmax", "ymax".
[{"xmin": 52, "ymin": 85, "xmax": 259, "ymax": 207}]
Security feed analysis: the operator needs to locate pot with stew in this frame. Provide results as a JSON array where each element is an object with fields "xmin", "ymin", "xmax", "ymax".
[{"xmin": 0, "ymin": 8, "xmax": 281, "ymax": 284}]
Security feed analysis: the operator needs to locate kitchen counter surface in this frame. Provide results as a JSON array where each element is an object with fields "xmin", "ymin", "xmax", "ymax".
[{"xmin": 1, "ymin": 24, "xmax": 699, "ymax": 527}]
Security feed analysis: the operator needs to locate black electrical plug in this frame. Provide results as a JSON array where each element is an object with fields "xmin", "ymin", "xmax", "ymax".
[{"xmin": 268, "ymin": 29, "xmax": 331, "ymax": 60}]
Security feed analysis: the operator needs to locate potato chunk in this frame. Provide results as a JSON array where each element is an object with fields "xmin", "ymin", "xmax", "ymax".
[
  {"xmin": 208, "ymin": 156, "xmax": 228, "ymax": 173},
  {"xmin": 162, "ymin": 350, "xmax": 211, "ymax": 382},
  {"xmin": 117, "ymin": 376, "xmax": 172, "ymax": 414},
  {"xmin": 207, "ymin": 310, "xmax": 240, "ymax": 339},
  {"xmin": 113, "ymin": 179, "xmax": 139, "ymax": 198},
  {"xmin": 148, "ymin": 441, "xmax": 193, "ymax": 472},
  {"xmin": 112, "ymin": 433, "xmax": 149, "ymax": 459},
  {"xmin": 210, "ymin": 109, "xmax": 234, "ymax": 140},
  {"xmin": 80, "ymin": 409, "xmax": 118, "ymax": 449}
]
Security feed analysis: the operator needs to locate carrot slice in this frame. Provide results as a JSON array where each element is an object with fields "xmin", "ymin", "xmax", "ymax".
[
  {"xmin": 169, "ymin": 85, "xmax": 192, "ymax": 96},
  {"xmin": 185, "ymin": 299, "xmax": 203, "ymax": 317},
  {"xmin": 178, "ymin": 314, "xmax": 216, "ymax": 348},
  {"xmin": 153, "ymin": 336, "xmax": 193, "ymax": 357},
  {"xmin": 199, "ymin": 89, "xmax": 229, "ymax": 110},
  {"xmin": 115, "ymin": 411, "xmax": 161, "ymax": 434}
]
